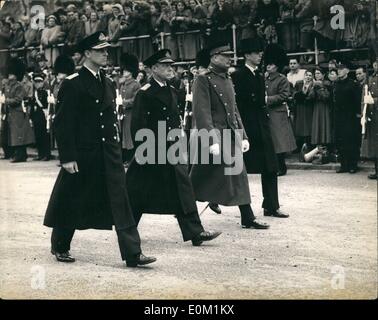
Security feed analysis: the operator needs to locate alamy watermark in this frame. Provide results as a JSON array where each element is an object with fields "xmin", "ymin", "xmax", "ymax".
[{"xmin": 133, "ymin": 122, "xmax": 244, "ymax": 175}]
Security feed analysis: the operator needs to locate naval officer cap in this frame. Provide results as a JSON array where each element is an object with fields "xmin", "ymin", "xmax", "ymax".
[
  {"xmin": 77, "ymin": 31, "xmax": 111, "ymax": 53},
  {"xmin": 143, "ymin": 49, "xmax": 175, "ymax": 68}
]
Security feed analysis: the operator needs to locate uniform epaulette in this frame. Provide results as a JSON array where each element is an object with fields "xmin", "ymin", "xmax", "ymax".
[
  {"xmin": 140, "ymin": 83, "xmax": 151, "ymax": 91},
  {"xmin": 66, "ymin": 73, "xmax": 79, "ymax": 80}
]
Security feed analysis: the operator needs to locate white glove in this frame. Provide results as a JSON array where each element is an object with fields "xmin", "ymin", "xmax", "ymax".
[
  {"xmin": 185, "ymin": 93, "xmax": 193, "ymax": 102},
  {"xmin": 361, "ymin": 116, "xmax": 365, "ymax": 127},
  {"xmin": 364, "ymin": 93, "xmax": 374, "ymax": 105},
  {"xmin": 0, "ymin": 94, "xmax": 5, "ymax": 104},
  {"xmin": 116, "ymin": 95, "xmax": 123, "ymax": 106},
  {"xmin": 242, "ymin": 139, "xmax": 250, "ymax": 153},
  {"xmin": 209, "ymin": 143, "xmax": 220, "ymax": 156},
  {"xmin": 47, "ymin": 95, "xmax": 55, "ymax": 104}
]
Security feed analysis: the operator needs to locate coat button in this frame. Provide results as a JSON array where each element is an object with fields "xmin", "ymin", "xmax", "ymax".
[
  {"xmin": 114, "ymin": 111, "xmax": 116, "ymax": 115},
  {"xmin": 113, "ymin": 123, "xmax": 116, "ymax": 127},
  {"xmin": 167, "ymin": 117, "xmax": 170, "ymax": 120},
  {"xmin": 213, "ymin": 85, "xmax": 216, "ymax": 88},
  {"xmin": 114, "ymin": 136, "xmax": 117, "ymax": 140},
  {"xmin": 101, "ymin": 125, "xmax": 104, "ymax": 128},
  {"xmin": 96, "ymin": 99, "xmax": 99, "ymax": 103},
  {"xmin": 163, "ymin": 107, "xmax": 166, "ymax": 110},
  {"xmin": 100, "ymin": 112, "xmax": 103, "ymax": 116},
  {"xmin": 102, "ymin": 138, "xmax": 105, "ymax": 141}
]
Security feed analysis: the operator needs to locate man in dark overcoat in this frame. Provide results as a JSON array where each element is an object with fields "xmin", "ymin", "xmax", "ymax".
[
  {"xmin": 334, "ymin": 62, "xmax": 362, "ymax": 173},
  {"xmin": 231, "ymin": 38, "xmax": 289, "ymax": 218},
  {"xmin": 190, "ymin": 41, "xmax": 269, "ymax": 229},
  {"xmin": 44, "ymin": 32, "xmax": 156, "ymax": 268},
  {"xmin": 126, "ymin": 49, "xmax": 221, "ymax": 246}
]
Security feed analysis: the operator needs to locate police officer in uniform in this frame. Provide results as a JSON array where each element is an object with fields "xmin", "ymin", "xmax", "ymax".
[
  {"xmin": 44, "ymin": 32, "xmax": 156, "ymax": 268},
  {"xmin": 232, "ymin": 38, "xmax": 289, "ymax": 218},
  {"xmin": 29, "ymin": 73, "xmax": 51, "ymax": 161},
  {"xmin": 126, "ymin": 49, "xmax": 221, "ymax": 246},
  {"xmin": 190, "ymin": 41, "xmax": 269, "ymax": 229}
]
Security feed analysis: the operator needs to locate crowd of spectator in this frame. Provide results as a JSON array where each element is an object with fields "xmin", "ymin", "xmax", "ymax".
[{"xmin": 0, "ymin": 0, "xmax": 377, "ymax": 76}]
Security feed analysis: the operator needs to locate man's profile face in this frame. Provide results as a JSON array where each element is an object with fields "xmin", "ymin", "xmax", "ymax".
[
  {"xmin": 86, "ymin": 48, "xmax": 109, "ymax": 67},
  {"xmin": 152, "ymin": 63, "xmax": 175, "ymax": 81},
  {"xmin": 355, "ymin": 68, "xmax": 366, "ymax": 82},
  {"xmin": 212, "ymin": 53, "xmax": 232, "ymax": 70},
  {"xmin": 245, "ymin": 51, "xmax": 262, "ymax": 66}
]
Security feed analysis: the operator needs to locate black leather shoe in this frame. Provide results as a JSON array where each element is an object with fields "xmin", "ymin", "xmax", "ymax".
[
  {"xmin": 41, "ymin": 156, "xmax": 51, "ymax": 161},
  {"xmin": 126, "ymin": 253, "xmax": 157, "ymax": 268},
  {"xmin": 277, "ymin": 170, "xmax": 287, "ymax": 177},
  {"xmin": 192, "ymin": 230, "xmax": 222, "ymax": 246},
  {"xmin": 33, "ymin": 157, "xmax": 43, "ymax": 161},
  {"xmin": 368, "ymin": 173, "xmax": 377, "ymax": 180},
  {"xmin": 209, "ymin": 203, "xmax": 222, "ymax": 214},
  {"xmin": 349, "ymin": 168, "xmax": 358, "ymax": 174},
  {"xmin": 336, "ymin": 167, "xmax": 348, "ymax": 173},
  {"xmin": 51, "ymin": 250, "xmax": 75, "ymax": 263},
  {"xmin": 242, "ymin": 220, "xmax": 270, "ymax": 229},
  {"xmin": 264, "ymin": 209, "xmax": 289, "ymax": 218}
]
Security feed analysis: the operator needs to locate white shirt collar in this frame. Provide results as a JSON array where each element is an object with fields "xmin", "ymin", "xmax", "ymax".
[
  {"xmin": 84, "ymin": 64, "xmax": 101, "ymax": 79},
  {"xmin": 153, "ymin": 76, "xmax": 167, "ymax": 87},
  {"xmin": 245, "ymin": 63, "xmax": 258, "ymax": 75}
]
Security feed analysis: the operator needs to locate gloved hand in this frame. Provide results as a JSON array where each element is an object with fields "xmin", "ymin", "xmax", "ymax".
[{"xmin": 209, "ymin": 143, "xmax": 220, "ymax": 156}]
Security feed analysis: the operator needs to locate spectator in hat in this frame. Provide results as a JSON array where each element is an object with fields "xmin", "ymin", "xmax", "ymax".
[
  {"xmin": 118, "ymin": 53, "xmax": 140, "ymax": 166},
  {"xmin": 41, "ymin": 15, "xmax": 64, "ymax": 68}
]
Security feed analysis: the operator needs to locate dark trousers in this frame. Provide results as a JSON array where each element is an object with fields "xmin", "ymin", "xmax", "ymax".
[
  {"xmin": 261, "ymin": 172, "xmax": 279, "ymax": 211},
  {"xmin": 276, "ymin": 153, "xmax": 287, "ymax": 174},
  {"xmin": 51, "ymin": 226, "xmax": 141, "ymax": 262},
  {"xmin": 338, "ymin": 142, "xmax": 360, "ymax": 170},
  {"xmin": 239, "ymin": 204, "xmax": 256, "ymax": 225},
  {"xmin": 13, "ymin": 145, "xmax": 27, "ymax": 161},
  {"xmin": 134, "ymin": 210, "xmax": 204, "ymax": 242},
  {"xmin": 1, "ymin": 146, "xmax": 12, "ymax": 158},
  {"xmin": 34, "ymin": 122, "xmax": 51, "ymax": 158}
]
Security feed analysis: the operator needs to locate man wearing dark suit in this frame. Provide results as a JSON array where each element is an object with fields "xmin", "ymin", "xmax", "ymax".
[
  {"xmin": 231, "ymin": 38, "xmax": 289, "ymax": 218},
  {"xmin": 126, "ymin": 49, "xmax": 221, "ymax": 246},
  {"xmin": 44, "ymin": 32, "xmax": 156, "ymax": 268}
]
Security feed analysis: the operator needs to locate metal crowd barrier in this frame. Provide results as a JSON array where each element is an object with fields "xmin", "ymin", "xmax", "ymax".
[{"xmin": 0, "ymin": 23, "xmax": 373, "ymax": 68}]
